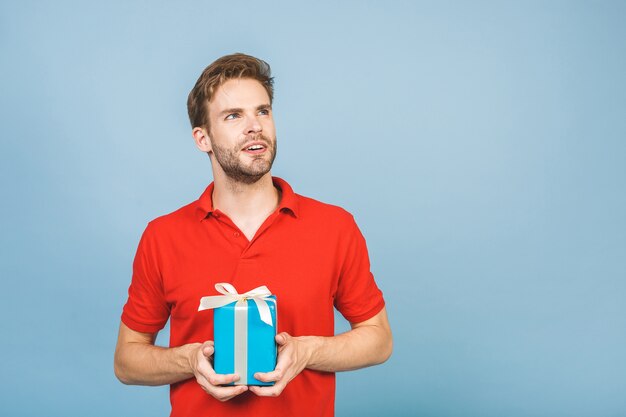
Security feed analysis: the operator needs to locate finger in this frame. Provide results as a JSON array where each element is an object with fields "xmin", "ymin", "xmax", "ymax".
[
  {"xmin": 194, "ymin": 354, "xmax": 240, "ymax": 386},
  {"xmin": 255, "ymin": 343, "xmax": 292, "ymax": 382},
  {"xmin": 195, "ymin": 343, "xmax": 214, "ymax": 368},
  {"xmin": 202, "ymin": 371, "xmax": 242, "ymax": 387},
  {"xmin": 195, "ymin": 350, "xmax": 216, "ymax": 375},
  {"xmin": 254, "ymin": 366, "xmax": 284, "ymax": 383},
  {"xmin": 201, "ymin": 342, "xmax": 215, "ymax": 357},
  {"xmin": 195, "ymin": 371, "xmax": 247, "ymax": 400},
  {"xmin": 211, "ymin": 384, "xmax": 247, "ymax": 401},
  {"xmin": 249, "ymin": 382, "xmax": 285, "ymax": 397},
  {"xmin": 199, "ymin": 377, "xmax": 248, "ymax": 401},
  {"xmin": 275, "ymin": 332, "xmax": 290, "ymax": 345},
  {"xmin": 194, "ymin": 347, "xmax": 243, "ymax": 387}
]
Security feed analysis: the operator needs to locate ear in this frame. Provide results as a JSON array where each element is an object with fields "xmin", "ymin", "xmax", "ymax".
[{"xmin": 192, "ymin": 127, "xmax": 212, "ymax": 153}]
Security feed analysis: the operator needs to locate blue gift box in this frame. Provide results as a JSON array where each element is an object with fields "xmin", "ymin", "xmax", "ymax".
[{"xmin": 213, "ymin": 295, "xmax": 277, "ymax": 386}]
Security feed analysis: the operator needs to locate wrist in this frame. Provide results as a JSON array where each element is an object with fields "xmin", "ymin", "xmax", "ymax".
[
  {"xmin": 298, "ymin": 336, "xmax": 324, "ymax": 369},
  {"xmin": 180, "ymin": 343, "xmax": 201, "ymax": 375}
]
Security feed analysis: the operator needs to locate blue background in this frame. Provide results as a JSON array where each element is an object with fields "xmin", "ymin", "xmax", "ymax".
[{"xmin": 1, "ymin": 1, "xmax": 625, "ymax": 416}]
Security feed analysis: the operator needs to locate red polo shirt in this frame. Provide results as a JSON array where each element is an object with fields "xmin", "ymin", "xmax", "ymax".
[{"xmin": 121, "ymin": 177, "xmax": 385, "ymax": 417}]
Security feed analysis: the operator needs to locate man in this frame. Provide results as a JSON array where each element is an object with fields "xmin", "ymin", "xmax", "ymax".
[{"xmin": 114, "ymin": 53, "xmax": 392, "ymax": 417}]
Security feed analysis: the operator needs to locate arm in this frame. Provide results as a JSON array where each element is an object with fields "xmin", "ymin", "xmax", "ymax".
[
  {"xmin": 113, "ymin": 322, "xmax": 248, "ymax": 400},
  {"xmin": 307, "ymin": 306, "xmax": 392, "ymax": 372},
  {"xmin": 250, "ymin": 306, "xmax": 392, "ymax": 396}
]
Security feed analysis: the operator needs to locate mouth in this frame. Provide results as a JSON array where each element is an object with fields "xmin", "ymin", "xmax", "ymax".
[{"xmin": 242, "ymin": 141, "xmax": 268, "ymax": 154}]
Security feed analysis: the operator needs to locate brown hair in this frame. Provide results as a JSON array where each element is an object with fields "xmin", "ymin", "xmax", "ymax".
[{"xmin": 187, "ymin": 53, "xmax": 274, "ymax": 129}]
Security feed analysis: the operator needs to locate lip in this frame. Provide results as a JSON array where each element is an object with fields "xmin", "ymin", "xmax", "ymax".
[{"xmin": 241, "ymin": 140, "xmax": 268, "ymax": 153}]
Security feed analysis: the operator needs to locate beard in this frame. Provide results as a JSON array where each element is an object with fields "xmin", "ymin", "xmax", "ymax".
[{"xmin": 210, "ymin": 134, "xmax": 277, "ymax": 184}]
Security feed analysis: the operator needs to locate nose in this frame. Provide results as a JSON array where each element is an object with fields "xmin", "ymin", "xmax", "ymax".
[{"xmin": 245, "ymin": 114, "xmax": 262, "ymax": 134}]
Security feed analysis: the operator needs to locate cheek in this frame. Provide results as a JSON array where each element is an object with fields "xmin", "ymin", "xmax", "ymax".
[
  {"xmin": 211, "ymin": 127, "xmax": 239, "ymax": 146},
  {"xmin": 263, "ymin": 121, "xmax": 276, "ymax": 135}
]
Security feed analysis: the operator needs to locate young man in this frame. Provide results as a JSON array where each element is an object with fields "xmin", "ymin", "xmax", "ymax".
[{"xmin": 114, "ymin": 53, "xmax": 392, "ymax": 417}]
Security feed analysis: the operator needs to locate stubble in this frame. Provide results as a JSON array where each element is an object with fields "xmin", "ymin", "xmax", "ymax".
[{"xmin": 210, "ymin": 135, "xmax": 277, "ymax": 184}]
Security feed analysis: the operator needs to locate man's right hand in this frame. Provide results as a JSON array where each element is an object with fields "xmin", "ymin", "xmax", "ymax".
[
  {"xmin": 114, "ymin": 322, "xmax": 248, "ymax": 401},
  {"xmin": 188, "ymin": 341, "xmax": 248, "ymax": 401}
]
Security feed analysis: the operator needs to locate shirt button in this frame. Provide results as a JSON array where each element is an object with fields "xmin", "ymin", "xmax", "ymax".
[{"xmin": 234, "ymin": 232, "xmax": 240, "ymax": 238}]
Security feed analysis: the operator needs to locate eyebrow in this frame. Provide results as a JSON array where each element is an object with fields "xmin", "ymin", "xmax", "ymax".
[{"xmin": 219, "ymin": 104, "xmax": 272, "ymax": 117}]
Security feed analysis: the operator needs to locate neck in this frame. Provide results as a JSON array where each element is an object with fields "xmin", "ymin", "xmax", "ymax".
[{"xmin": 212, "ymin": 172, "xmax": 280, "ymax": 221}]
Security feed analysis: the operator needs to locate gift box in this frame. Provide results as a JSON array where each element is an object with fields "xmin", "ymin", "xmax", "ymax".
[{"xmin": 198, "ymin": 283, "xmax": 277, "ymax": 386}]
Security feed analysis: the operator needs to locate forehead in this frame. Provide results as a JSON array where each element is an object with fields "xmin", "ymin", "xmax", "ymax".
[{"xmin": 209, "ymin": 78, "xmax": 270, "ymax": 112}]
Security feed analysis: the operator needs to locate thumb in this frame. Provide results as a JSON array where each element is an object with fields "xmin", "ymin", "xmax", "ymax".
[
  {"xmin": 276, "ymin": 332, "xmax": 290, "ymax": 346},
  {"xmin": 201, "ymin": 341, "xmax": 214, "ymax": 357}
]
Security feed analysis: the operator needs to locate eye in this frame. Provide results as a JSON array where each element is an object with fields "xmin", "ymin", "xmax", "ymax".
[
  {"xmin": 258, "ymin": 108, "xmax": 270, "ymax": 116},
  {"xmin": 225, "ymin": 113, "xmax": 239, "ymax": 120}
]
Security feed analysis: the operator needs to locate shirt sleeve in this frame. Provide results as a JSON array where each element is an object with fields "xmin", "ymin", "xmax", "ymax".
[
  {"xmin": 334, "ymin": 216, "xmax": 385, "ymax": 324},
  {"xmin": 121, "ymin": 223, "xmax": 170, "ymax": 333}
]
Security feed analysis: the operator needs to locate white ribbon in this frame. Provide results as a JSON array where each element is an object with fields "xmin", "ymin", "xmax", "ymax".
[
  {"xmin": 198, "ymin": 283, "xmax": 275, "ymax": 326},
  {"xmin": 198, "ymin": 283, "xmax": 275, "ymax": 385}
]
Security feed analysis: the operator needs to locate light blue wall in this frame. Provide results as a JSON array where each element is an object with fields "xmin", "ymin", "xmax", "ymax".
[{"xmin": 1, "ymin": 1, "xmax": 625, "ymax": 416}]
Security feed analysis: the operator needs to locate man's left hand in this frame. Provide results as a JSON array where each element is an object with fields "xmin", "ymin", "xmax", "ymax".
[{"xmin": 249, "ymin": 332, "xmax": 316, "ymax": 397}]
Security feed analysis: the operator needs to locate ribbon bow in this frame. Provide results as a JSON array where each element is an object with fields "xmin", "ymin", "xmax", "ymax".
[{"xmin": 198, "ymin": 283, "xmax": 275, "ymax": 326}]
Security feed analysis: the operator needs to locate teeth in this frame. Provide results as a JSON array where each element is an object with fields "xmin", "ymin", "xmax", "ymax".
[{"xmin": 247, "ymin": 145, "xmax": 263, "ymax": 150}]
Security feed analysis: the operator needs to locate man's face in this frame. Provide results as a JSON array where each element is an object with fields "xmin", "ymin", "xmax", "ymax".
[{"xmin": 205, "ymin": 78, "xmax": 277, "ymax": 184}]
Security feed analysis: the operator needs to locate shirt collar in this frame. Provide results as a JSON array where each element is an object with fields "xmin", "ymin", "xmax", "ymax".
[{"xmin": 195, "ymin": 176, "xmax": 299, "ymax": 221}]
